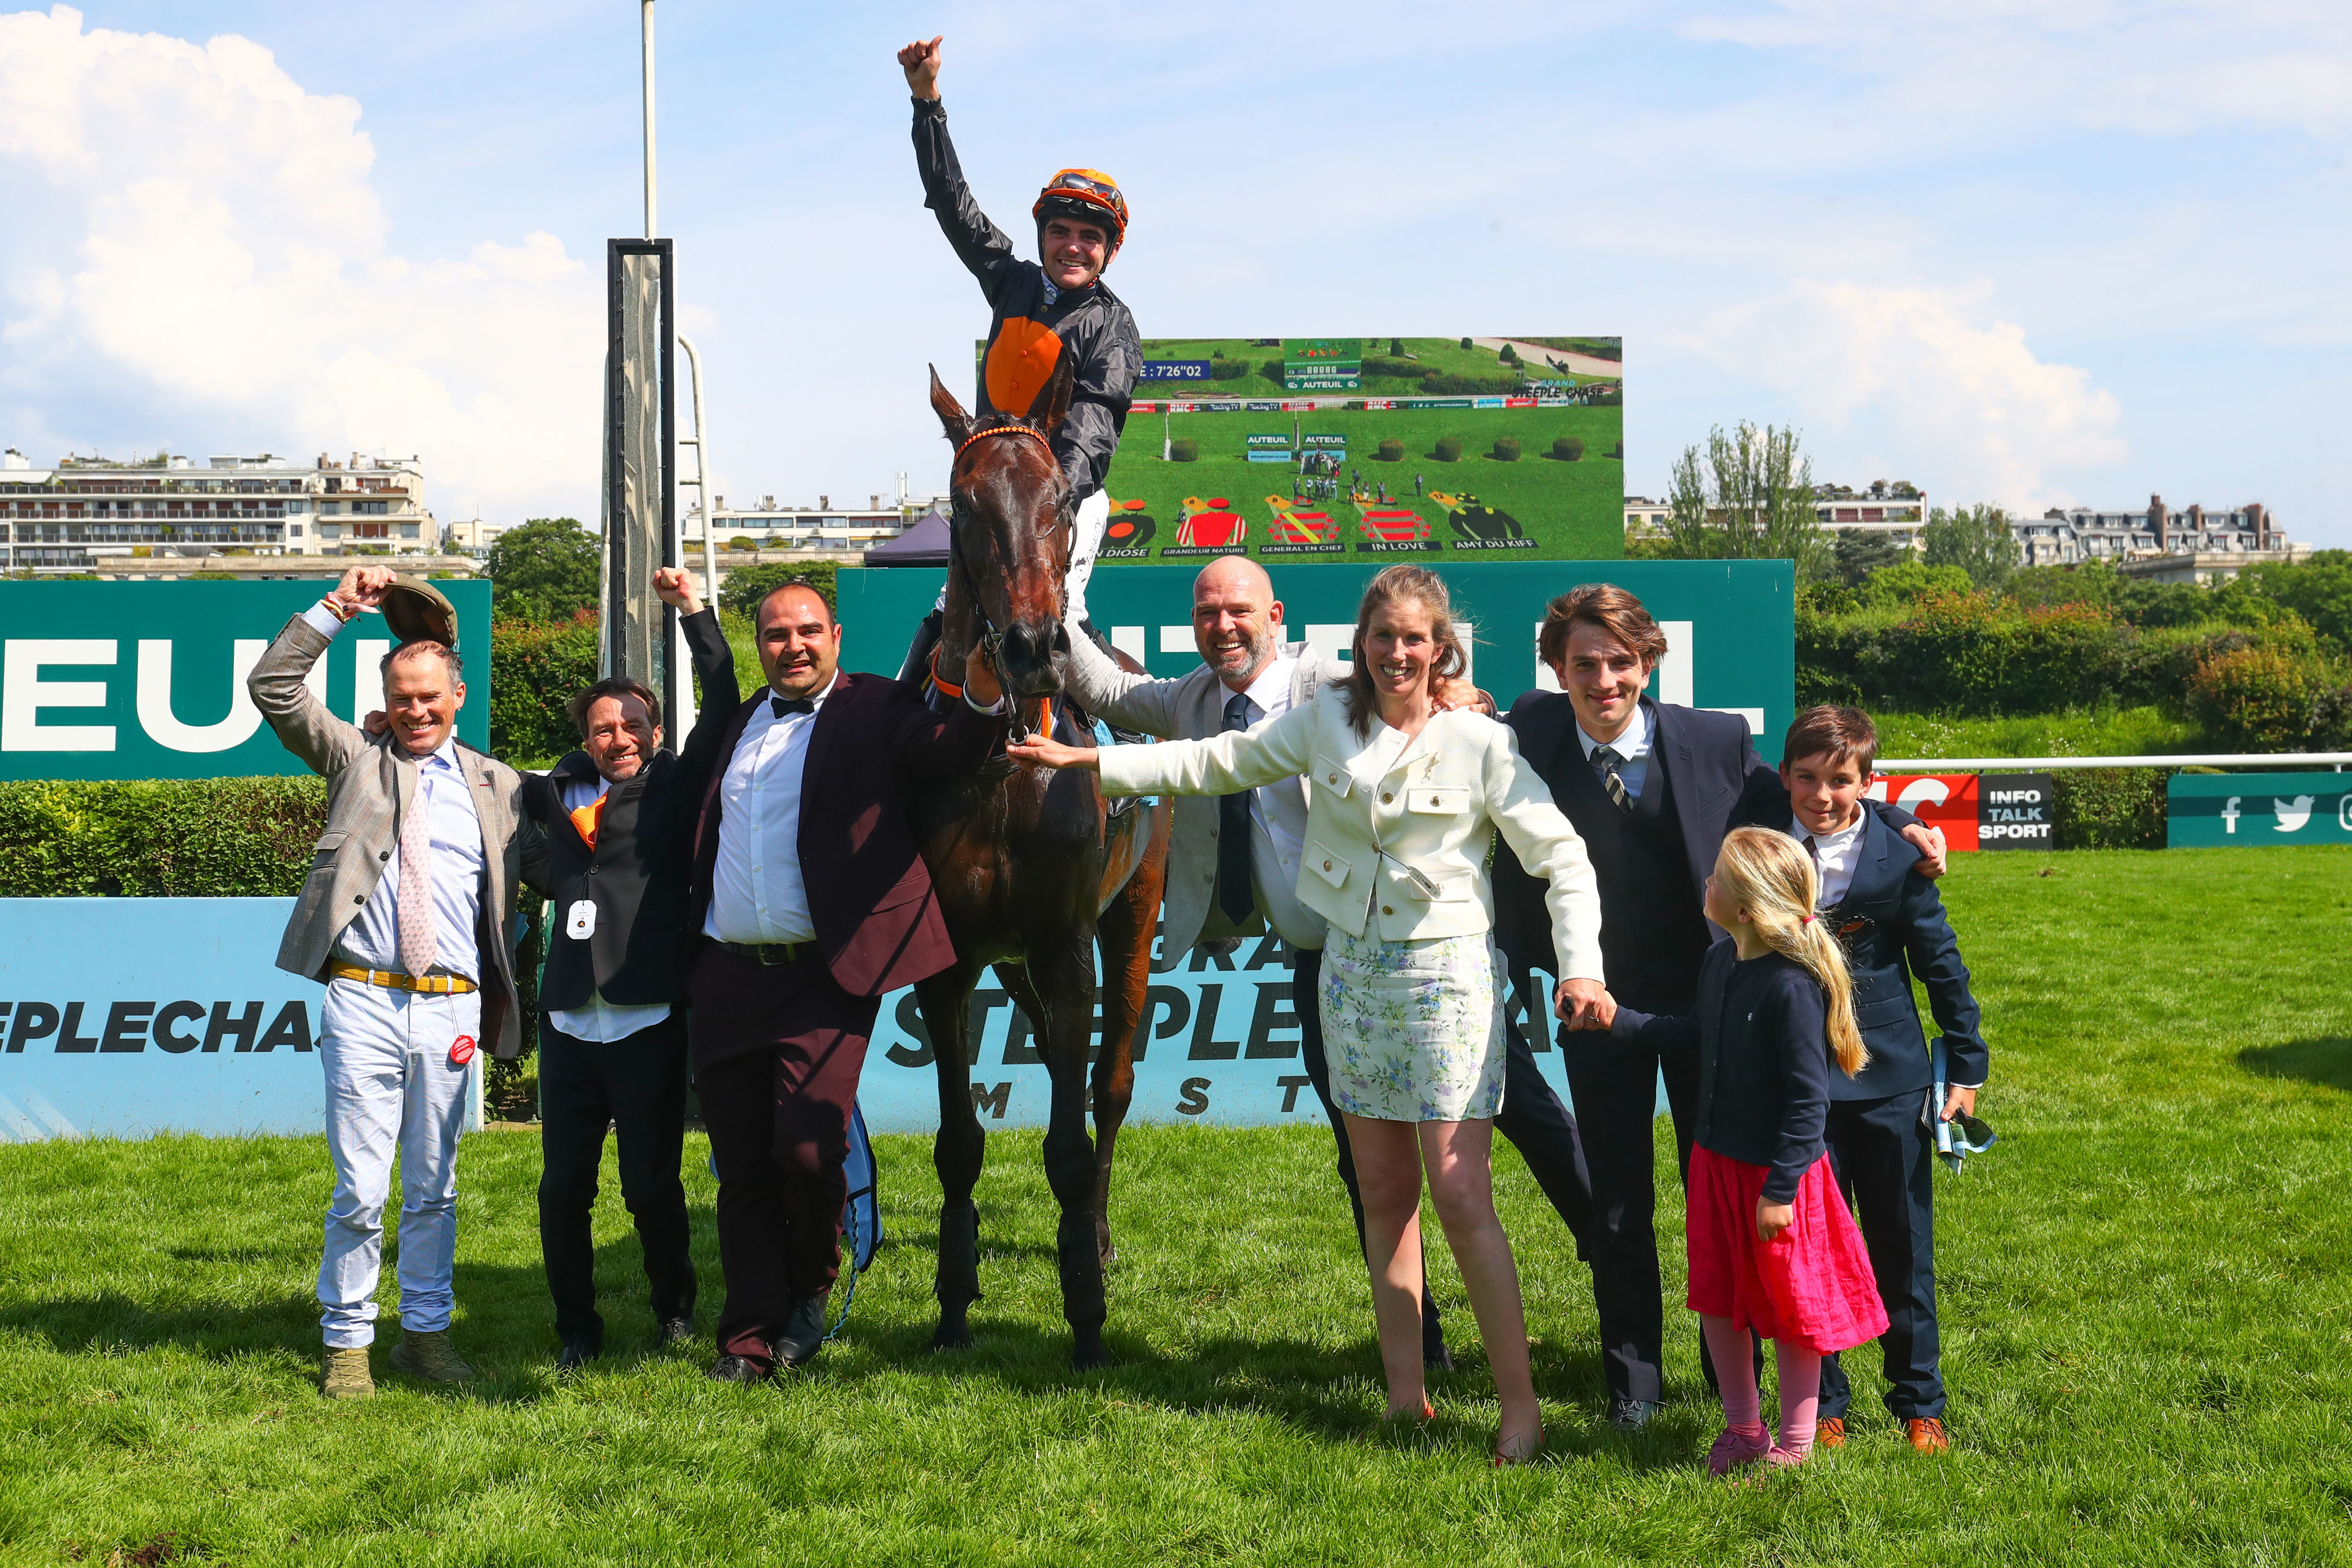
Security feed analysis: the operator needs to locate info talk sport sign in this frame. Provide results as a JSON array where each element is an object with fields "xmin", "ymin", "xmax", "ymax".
[
  {"xmin": 1867, "ymin": 773, "xmax": 2055, "ymax": 851},
  {"xmin": 0, "ymin": 562, "xmax": 1790, "ymax": 1140}
]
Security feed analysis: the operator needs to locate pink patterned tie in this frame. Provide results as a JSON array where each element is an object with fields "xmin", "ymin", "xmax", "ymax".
[{"xmin": 397, "ymin": 763, "xmax": 438, "ymax": 977}]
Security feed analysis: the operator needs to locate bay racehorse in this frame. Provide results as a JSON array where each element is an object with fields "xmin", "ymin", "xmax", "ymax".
[{"xmin": 911, "ymin": 358, "xmax": 1174, "ymax": 1369}]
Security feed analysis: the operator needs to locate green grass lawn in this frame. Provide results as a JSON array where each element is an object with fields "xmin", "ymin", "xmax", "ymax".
[
  {"xmin": 1872, "ymin": 706, "xmax": 2204, "ymax": 763},
  {"xmin": 8, "ymin": 848, "xmax": 2352, "ymax": 1563}
]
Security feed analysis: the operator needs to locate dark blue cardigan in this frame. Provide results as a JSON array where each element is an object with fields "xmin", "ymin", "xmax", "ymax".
[{"xmin": 1611, "ymin": 943, "xmax": 1832, "ymax": 1202}]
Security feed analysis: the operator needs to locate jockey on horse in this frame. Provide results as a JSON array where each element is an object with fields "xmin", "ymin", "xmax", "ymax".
[{"xmin": 896, "ymin": 32, "xmax": 1142, "ymax": 715}]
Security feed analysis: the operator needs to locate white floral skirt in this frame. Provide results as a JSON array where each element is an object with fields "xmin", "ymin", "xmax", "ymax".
[{"xmin": 1318, "ymin": 926, "xmax": 1508, "ymax": 1122}]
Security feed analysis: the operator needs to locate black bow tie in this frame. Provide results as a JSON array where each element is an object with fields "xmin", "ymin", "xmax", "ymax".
[{"xmin": 771, "ymin": 695, "xmax": 815, "ymax": 719}]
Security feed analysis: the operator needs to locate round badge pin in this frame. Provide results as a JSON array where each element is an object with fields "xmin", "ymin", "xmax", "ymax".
[{"xmin": 449, "ymin": 1035, "xmax": 478, "ymax": 1066}]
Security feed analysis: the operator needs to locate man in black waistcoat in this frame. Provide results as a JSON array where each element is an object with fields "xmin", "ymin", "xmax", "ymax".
[
  {"xmin": 522, "ymin": 567, "xmax": 739, "ymax": 1369},
  {"xmin": 1492, "ymin": 583, "xmax": 1945, "ymax": 1429}
]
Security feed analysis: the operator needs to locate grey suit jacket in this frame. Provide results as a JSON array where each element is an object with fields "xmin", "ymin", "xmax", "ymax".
[
  {"xmin": 248, "ymin": 613, "xmax": 548, "ymax": 1058},
  {"xmin": 1065, "ymin": 632, "xmax": 1337, "ymax": 954}
]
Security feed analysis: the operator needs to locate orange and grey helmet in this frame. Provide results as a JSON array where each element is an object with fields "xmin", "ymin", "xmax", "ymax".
[{"xmin": 1033, "ymin": 168, "xmax": 1128, "ymax": 253}]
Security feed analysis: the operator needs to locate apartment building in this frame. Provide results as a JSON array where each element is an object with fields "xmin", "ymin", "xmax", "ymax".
[
  {"xmin": 2010, "ymin": 495, "xmax": 2292, "ymax": 573},
  {"xmin": 1813, "ymin": 481, "xmax": 1929, "ymax": 548},
  {"xmin": 684, "ymin": 491, "xmax": 922, "ymax": 554},
  {"xmin": 0, "ymin": 448, "xmax": 435, "ymax": 571}
]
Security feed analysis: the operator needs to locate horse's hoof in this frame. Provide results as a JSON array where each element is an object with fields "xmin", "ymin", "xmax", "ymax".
[
  {"xmin": 1069, "ymin": 1327, "xmax": 1112, "ymax": 1371},
  {"xmin": 1097, "ymin": 1240, "xmax": 1119, "ymax": 1268},
  {"xmin": 930, "ymin": 1318, "xmax": 974, "ymax": 1353}
]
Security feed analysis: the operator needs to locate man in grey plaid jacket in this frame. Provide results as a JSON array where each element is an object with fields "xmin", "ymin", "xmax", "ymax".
[{"xmin": 249, "ymin": 563, "xmax": 548, "ymax": 1400}]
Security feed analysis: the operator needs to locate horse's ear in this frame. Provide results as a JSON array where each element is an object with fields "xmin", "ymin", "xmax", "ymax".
[
  {"xmin": 1034, "ymin": 346, "xmax": 1077, "ymax": 443},
  {"xmin": 928, "ymin": 364, "xmax": 973, "ymax": 445}
]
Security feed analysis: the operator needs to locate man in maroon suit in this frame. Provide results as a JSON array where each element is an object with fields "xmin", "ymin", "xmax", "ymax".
[{"xmin": 687, "ymin": 579, "xmax": 1004, "ymax": 1381}]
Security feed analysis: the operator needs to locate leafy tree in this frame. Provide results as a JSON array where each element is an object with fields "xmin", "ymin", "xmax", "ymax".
[
  {"xmin": 2240, "ymin": 551, "xmax": 2352, "ymax": 652},
  {"xmin": 1920, "ymin": 504, "xmax": 2020, "ymax": 589},
  {"xmin": 1458, "ymin": 336, "xmax": 1472, "ymax": 350},
  {"xmin": 1389, "ymin": 337, "xmax": 1405, "ymax": 357},
  {"xmin": 484, "ymin": 516, "xmax": 600, "ymax": 624},
  {"xmin": 1832, "ymin": 530, "xmax": 1902, "ymax": 587},
  {"xmin": 720, "ymin": 561, "xmax": 836, "ymax": 622},
  {"xmin": 1857, "ymin": 561, "xmax": 1973, "ymax": 608},
  {"xmin": 1499, "ymin": 343, "xmax": 1519, "ymax": 366},
  {"xmin": 1660, "ymin": 421, "xmax": 1828, "ymax": 579}
]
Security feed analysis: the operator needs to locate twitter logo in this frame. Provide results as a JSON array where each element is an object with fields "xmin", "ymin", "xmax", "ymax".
[{"xmin": 2274, "ymin": 795, "xmax": 2316, "ymax": 832}]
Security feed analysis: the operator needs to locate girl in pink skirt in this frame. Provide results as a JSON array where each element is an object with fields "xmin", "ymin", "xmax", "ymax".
[{"xmin": 1607, "ymin": 826, "xmax": 1887, "ymax": 1473}]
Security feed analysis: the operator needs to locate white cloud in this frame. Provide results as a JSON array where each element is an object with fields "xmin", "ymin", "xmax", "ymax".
[
  {"xmin": 0, "ymin": 5, "xmax": 600, "ymax": 523},
  {"xmin": 1680, "ymin": 280, "xmax": 2127, "ymax": 510}
]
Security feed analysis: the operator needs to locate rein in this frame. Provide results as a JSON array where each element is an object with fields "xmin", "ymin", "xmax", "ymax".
[{"xmin": 945, "ymin": 424, "xmax": 1071, "ymax": 745}]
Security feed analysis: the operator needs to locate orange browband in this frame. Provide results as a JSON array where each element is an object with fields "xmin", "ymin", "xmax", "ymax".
[{"xmin": 955, "ymin": 424, "xmax": 1056, "ymax": 466}]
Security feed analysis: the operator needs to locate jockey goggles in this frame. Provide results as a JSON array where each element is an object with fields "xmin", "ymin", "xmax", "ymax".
[{"xmin": 1034, "ymin": 168, "xmax": 1127, "ymax": 251}]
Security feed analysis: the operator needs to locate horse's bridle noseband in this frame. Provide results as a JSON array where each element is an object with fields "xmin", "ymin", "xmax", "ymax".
[{"xmin": 945, "ymin": 423, "xmax": 1074, "ymax": 745}]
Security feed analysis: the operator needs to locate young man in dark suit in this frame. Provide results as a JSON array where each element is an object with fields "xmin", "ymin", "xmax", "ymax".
[
  {"xmin": 686, "ymin": 581, "xmax": 1006, "ymax": 1382},
  {"xmin": 520, "ymin": 567, "xmax": 739, "ymax": 1371},
  {"xmin": 1777, "ymin": 704, "xmax": 1986, "ymax": 1455},
  {"xmin": 1492, "ymin": 583, "xmax": 1947, "ymax": 1429}
]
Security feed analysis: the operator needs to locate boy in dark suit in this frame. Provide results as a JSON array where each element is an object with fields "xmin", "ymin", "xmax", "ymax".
[{"xmin": 1777, "ymin": 704, "xmax": 1988, "ymax": 1455}]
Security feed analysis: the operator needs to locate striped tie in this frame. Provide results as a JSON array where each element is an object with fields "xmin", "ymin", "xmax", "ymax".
[
  {"xmin": 1592, "ymin": 745, "xmax": 1632, "ymax": 814},
  {"xmin": 396, "ymin": 762, "xmax": 438, "ymax": 978}
]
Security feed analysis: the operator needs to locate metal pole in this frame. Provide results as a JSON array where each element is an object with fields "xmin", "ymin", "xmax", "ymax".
[
  {"xmin": 641, "ymin": 0, "xmax": 656, "ymax": 241},
  {"xmin": 679, "ymin": 333, "xmax": 716, "ymax": 601}
]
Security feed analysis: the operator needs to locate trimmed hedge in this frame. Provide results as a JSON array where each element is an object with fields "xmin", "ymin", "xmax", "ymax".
[
  {"xmin": 489, "ymin": 613, "xmax": 600, "ymax": 768},
  {"xmin": 0, "ymin": 777, "xmax": 325, "ymax": 897},
  {"xmin": 1376, "ymin": 438, "xmax": 1404, "ymax": 462},
  {"xmin": 1552, "ymin": 437, "xmax": 1585, "ymax": 461},
  {"xmin": 1170, "ymin": 439, "xmax": 1199, "ymax": 462},
  {"xmin": 1433, "ymin": 436, "xmax": 1463, "ymax": 462},
  {"xmin": 1492, "ymin": 437, "xmax": 1522, "ymax": 462}
]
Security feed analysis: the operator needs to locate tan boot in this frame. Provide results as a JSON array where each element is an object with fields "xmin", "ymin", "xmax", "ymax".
[
  {"xmin": 322, "ymin": 1346, "xmax": 374, "ymax": 1400},
  {"xmin": 388, "ymin": 1328, "xmax": 476, "ymax": 1384}
]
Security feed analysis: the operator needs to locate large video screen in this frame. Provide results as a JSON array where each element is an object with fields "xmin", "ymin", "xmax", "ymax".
[{"xmin": 986, "ymin": 336, "xmax": 1624, "ymax": 564}]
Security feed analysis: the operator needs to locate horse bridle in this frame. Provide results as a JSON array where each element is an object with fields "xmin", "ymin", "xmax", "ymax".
[{"xmin": 943, "ymin": 424, "xmax": 1073, "ymax": 745}]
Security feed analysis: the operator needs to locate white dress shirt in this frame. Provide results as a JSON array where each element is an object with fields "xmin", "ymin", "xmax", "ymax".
[
  {"xmin": 1224, "ymin": 655, "xmax": 1323, "ymax": 951},
  {"xmin": 1796, "ymin": 811, "xmax": 1867, "ymax": 909},
  {"xmin": 306, "ymin": 600, "xmax": 486, "ymax": 982},
  {"xmin": 1576, "ymin": 701, "xmax": 1655, "ymax": 801},
  {"xmin": 549, "ymin": 773, "xmax": 674, "ymax": 1043},
  {"xmin": 703, "ymin": 677, "xmax": 836, "ymax": 945}
]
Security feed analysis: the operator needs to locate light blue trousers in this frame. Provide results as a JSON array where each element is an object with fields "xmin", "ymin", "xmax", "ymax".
[{"xmin": 316, "ymin": 978, "xmax": 480, "ymax": 1348}]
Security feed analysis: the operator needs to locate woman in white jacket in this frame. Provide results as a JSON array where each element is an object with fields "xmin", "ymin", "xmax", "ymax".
[{"xmin": 1010, "ymin": 564, "xmax": 1606, "ymax": 1464}]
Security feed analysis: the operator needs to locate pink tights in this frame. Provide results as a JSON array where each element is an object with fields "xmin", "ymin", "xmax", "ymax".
[{"xmin": 1700, "ymin": 1314, "xmax": 1821, "ymax": 1456}]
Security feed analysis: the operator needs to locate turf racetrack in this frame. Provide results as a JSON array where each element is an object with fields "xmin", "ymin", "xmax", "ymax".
[{"xmin": 6, "ymin": 846, "xmax": 2351, "ymax": 1563}]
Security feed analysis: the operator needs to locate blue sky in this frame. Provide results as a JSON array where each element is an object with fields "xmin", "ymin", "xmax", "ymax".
[{"xmin": 3, "ymin": 1, "xmax": 2347, "ymax": 542}]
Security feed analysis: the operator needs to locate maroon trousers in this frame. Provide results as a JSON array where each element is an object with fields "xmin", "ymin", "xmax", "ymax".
[{"xmin": 687, "ymin": 941, "xmax": 880, "ymax": 1366}]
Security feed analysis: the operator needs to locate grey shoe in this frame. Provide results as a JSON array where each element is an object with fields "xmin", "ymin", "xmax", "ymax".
[
  {"xmin": 321, "ymin": 1345, "xmax": 374, "ymax": 1400},
  {"xmin": 1608, "ymin": 1397, "xmax": 1663, "ymax": 1432},
  {"xmin": 388, "ymin": 1328, "xmax": 477, "ymax": 1384}
]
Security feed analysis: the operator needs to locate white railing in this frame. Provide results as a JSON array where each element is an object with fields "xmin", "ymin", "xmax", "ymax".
[{"xmin": 1878, "ymin": 753, "xmax": 2352, "ymax": 771}]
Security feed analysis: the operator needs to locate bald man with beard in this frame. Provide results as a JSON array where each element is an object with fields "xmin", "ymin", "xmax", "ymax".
[{"xmin": 1061, "ymin": 556, "xmax": 1466, "ymax": 1366}]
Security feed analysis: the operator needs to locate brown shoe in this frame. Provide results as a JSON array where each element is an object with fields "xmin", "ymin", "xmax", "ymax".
[
  {"xmin": 388, "ymin": 1328, "xmax": 476, "ymax": 1384},
  {"xmin": 321, "ymin": 1346, "xmax": 374, "ymax": 1400},
  {"xmin": 1905, "ymin": 1417, "xmax": 1950, "ymax": 1454},
  {"xmin": 1815, "ymin": 1416, "xmax": 1845, "ymax": 1449}
]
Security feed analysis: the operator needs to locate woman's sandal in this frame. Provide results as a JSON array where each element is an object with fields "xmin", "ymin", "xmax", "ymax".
[{"xmin": 1384, "ymin": 1398, "xmax": 1436, "ymax": 1424}]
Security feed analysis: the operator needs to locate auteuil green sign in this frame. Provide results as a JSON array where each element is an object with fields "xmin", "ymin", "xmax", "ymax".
[
  {"xmin": 0, "ymin": 581, "xmax": 491, "ymax": 781},
  {"xmin": 2166, "ymin": 770, "xmax": 2352, "ymax": 847}
]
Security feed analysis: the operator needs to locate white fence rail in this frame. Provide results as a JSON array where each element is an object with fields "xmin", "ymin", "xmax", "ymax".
[{"xmin": 1877, "ymin": 753, "xmax": 2352, "ymax": 772}]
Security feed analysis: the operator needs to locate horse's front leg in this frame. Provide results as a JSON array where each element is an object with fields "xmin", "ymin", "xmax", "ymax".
[
  {"xmin": 1088, "ymin": 796, "xmax": 1169, "ymax": 1269},
  {"xmin": 1017, "ymin": 936, "xmax": 1113, "ymax": 1369},
  {"xmin": 919, "ymin": 962, "xmax": 988, "ymax": 1351}
]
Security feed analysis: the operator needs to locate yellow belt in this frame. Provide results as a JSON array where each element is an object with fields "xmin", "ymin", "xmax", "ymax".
[{"xmin": 329, "ymin": 963, "xmax": 478, "ymax": 995}]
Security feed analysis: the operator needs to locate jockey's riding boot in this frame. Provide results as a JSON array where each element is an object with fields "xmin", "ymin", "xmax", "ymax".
[{"xmin": 900, "ymin": 607, "xmax": 946, "ymax": 687}]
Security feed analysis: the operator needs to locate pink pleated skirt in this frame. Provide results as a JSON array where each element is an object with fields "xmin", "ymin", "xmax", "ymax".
[{"xmin": 1685, "ymin": 1144, "xmax": 1890, "ymax": 1354}]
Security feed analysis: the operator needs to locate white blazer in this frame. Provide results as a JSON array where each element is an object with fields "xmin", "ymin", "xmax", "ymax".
[{"xmin": 1098, "ymin": 694, "xmax": 1603, "ymax": 984}]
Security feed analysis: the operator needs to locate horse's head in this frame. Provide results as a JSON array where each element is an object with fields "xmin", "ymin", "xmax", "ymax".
[{"xmin": 928, "ymin": 354, "xmax": 1076, "ymax": 703}]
